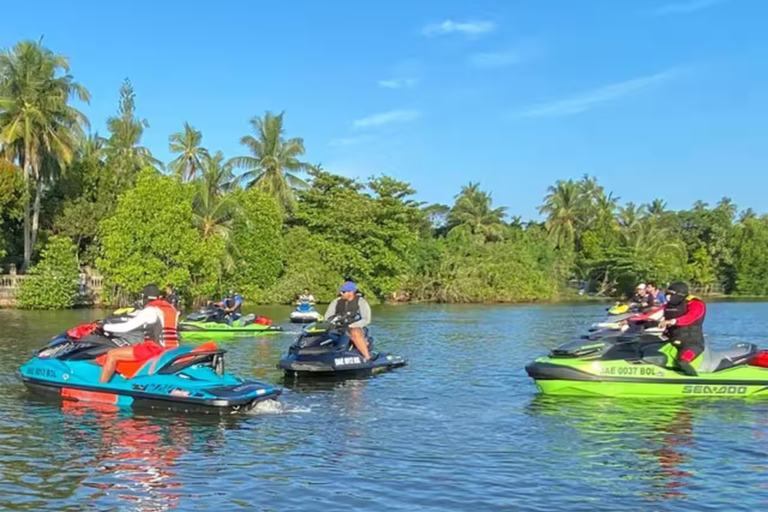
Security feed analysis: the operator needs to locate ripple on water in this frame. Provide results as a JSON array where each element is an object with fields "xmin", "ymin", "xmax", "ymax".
[{"xmin": 2, "ymin": 304, "xmax": 768, "ymax": 510}]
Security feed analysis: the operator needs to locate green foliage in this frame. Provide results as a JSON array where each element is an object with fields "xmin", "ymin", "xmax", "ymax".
[
  {"xmin": 3, "ymin": 36, "xmax": 768, "ymax": 308},
  {"xmin": 228, "ymin": 189, "xmax": 284, "ymax": 298},
  {"xmin": 97, "ymin": 168, "xmax": 213, "ymax": 302},
  {"xmin": 17, "ymin": 236, "xmax": 79, "ymax": 309},
  {"xmin": 288, "ymin": 169, "xmax": 423, "ymax": 298},
  {"xmin": 732, "ymin": 217, "xmax": 768, "ymax": 296},
  {"xmin": 0, "ymin": 160, "xmax": 24, "ymax": 261}
]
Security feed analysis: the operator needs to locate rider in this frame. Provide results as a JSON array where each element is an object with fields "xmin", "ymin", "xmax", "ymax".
[
  {"xmin": 647, "ymin": 282, "xmax": 667, "ymax": 305},
  {"xmin": 164, "ymin": 284, "xmax": 180, "ymax": 310},
  {"xmin": 297, "ymin": 289, "xmax": 316, "ymax": 305},
  {"xmin": 631, "ymin": 283, "xmax": 655, "ymax": 309},
  {"xmin": 659, "ymin": 282, "xmax": 706, "ymax": 376},
  {"xmin": 324, "ymin": 281, "xmax": 373, "ymax": 361},
  {"xmin": 214, "ymin": 290, "xmax": 243, "ymax": 325},
  {"xmin": 100, "ymin": 284, "xmax": 180, "ymax": 382}
]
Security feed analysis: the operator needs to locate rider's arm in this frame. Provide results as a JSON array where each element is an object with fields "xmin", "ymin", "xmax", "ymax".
[
  {"xmin": 670, "ymin": 300, "xmax": 706, "ymax": 327},
  {"xmin": 103, "ymin": 308, "xmax": 159, "ymax": 333},
  {"xmin": 349, "ymin": 298, "xmax": 371, "ymax": 328},
  {"xmin": 631, "ymin": 305, "xmax": 665, "ymax": 322},
  {"xmin": 324, "ymin": 298, "xmax": 338, "ymax": 318}
]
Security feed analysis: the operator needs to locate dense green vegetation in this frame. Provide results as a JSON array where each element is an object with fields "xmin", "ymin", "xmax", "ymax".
[{"xmin": 1, "ymin": 40, "xmax": 767, "ymax": 308}]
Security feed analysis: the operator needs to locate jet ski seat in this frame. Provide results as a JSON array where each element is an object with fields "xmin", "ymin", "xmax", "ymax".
[{"xmin": 698, "ymin": 343, "xmax": 758, "ymax": 373}]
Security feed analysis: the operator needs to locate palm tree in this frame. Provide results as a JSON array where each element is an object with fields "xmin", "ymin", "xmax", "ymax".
[
  {"xmin": 228, "ymin": 111, "xmax": 311, "ymax": 212},
  {"xmin": 448, "ymin": 182, "xmax": 507, "ymax": 241},
  {"xmin": 80, "ymin": 132, "xmax": 106, "ymax": 164},
  {"xmin": 539, "ymin": 179, "xmax": 580, "ymax": 249},
  {"xmin": 199, "ymin": 151, "xmax": 235, "ymax": 196},
  {"xmin": 716, "ymin": 196, "xmax": 737, "ymax": 222},
  {"xmin": 104, "ymin": 78, "xmax": 162, "ymax": 180},
  {"xmin": 618, "ymin": 202, "xmax": 642, "ymax": 230},
  {"xmin": 0, "ymin": 39, "xmax": 90, "ymax": 270},
  {"xmin": 192, "ymin": 154, "xmax": 240, "ymax": 273},
  {"xmin": 168, "ymin": 122, "xmax": 208, "ymax": 181},
  {"xmin": 739, "ymin": 208, "xmax": 757, "ymax": 224},
  {"xmin": 646, "ymin": 198, "xmax": 667, "ymax": 217}
]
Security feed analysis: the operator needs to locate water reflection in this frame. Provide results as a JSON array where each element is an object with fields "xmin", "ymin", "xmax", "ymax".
[
  {"xmin": 58, "ymin": 405, "xmax": 232, "ymax": 512},
  {"xmin": 525, "ymin": 397, "xmax": 700, "ymax": 501}
]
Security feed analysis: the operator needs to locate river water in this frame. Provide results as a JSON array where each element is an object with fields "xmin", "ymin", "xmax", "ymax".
[{"xmin": 1, "ymin": 302, "xmax": 768, "ymax": 511}]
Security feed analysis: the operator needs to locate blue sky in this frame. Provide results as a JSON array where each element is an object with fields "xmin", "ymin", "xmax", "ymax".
[{"xmin": 2, "ymin": 0, "xmax": 767, "ymax": 220}]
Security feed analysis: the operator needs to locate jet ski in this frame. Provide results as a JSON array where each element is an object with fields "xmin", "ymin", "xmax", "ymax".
[
  {"xmin": 19, "ymin": 325, "xmax": 281, "ymax": 412},
  {"xmin": 179, "ymin": 306, "xmax": 283, "ymax": 339},
  {"xmin": 278, "ymin": 318, "xmax": 407, "ymax": 376},
  {"xmin": 289, "ymin": 302, "xmax": 323, "ymax": 324},
  {"xmin": 525, "ymin": 331, "xmax": 768, "ymax": 397}
]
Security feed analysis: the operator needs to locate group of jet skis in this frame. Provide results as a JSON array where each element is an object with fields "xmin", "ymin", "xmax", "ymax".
[
  {"xmin": 526, "ymin": 282, "xmax": 768, "ymax": 397},
  {"xmin": 19, "ymin": 283, "xmax": 406, "ymax": 414}
]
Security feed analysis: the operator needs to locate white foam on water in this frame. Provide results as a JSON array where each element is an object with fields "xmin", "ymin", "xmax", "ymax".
[{"xmin": 244, "ymin": 400, "xmax": 311, "ymax": 415}]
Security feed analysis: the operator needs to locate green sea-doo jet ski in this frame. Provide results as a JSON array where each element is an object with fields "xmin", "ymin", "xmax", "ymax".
[
  {"xmin": 179, "ymin": 306, "xmax": 282, "ymax": 339},
  {"xmin": 526, "ymin": 332, "xmax": 768, "ymax": 397}
]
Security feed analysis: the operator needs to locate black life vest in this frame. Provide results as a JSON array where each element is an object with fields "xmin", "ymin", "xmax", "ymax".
[
  {"xmin": 664, "ymin": 295, "xmax": 705, "ymax": 347},
  {"xmin": 335, "ymin": 295, "xmax": 361, "ymax": 324}
]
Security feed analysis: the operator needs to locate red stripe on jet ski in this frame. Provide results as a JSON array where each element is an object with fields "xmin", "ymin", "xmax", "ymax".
[{"xmin": 61, "ymin": 387, "xmax": 118, "ymax": 404}]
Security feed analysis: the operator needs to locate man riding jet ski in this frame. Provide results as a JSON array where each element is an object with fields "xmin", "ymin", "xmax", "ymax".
[
  {"xmin": 19, "ymin": 285, "xmax": 280, "ymax": 411},
  {"xmin": 526, "ymin": 282, "xmax": 768, "ymax": 397},
  {"xmin": 278, "ymin": 281, "xmax": 407, "ymax": 376}
]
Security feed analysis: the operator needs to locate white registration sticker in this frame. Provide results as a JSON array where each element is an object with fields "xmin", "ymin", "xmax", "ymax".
[{"xmin": 334, "ymin": 357, "xmax": 362, "ymax": 366}]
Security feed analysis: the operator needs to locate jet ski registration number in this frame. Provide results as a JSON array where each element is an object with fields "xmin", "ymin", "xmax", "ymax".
[
  {"xmin": 599, "ymin": 366, "xmax": 661, "ymax": 377},
  {"xmin": 335, "ymin": 357, "xmax": 362, "ymax": 366}
]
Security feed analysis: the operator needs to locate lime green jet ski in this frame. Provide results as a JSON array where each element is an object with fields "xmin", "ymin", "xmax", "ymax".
[
  {"xmin": 526, "ymin": 332, "xmax": 768, "ymax": 397},
  {"xmin": 179, "ymin": 306, "xmax": 282, "ymax": 339}
]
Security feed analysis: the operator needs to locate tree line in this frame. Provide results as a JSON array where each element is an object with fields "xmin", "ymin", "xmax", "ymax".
[{"xmin": 1, "ymin": 39, "xmax": 766, "ymax": 309}]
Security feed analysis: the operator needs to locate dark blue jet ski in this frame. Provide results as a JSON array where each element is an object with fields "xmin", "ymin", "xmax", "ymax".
[{"xmin": 278, "ymin": 319, "xmax": 406, "ymax": 376}]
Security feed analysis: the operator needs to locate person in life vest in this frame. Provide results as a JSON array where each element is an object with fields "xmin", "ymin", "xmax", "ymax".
[
  {"xmin": 658, "ymin": 282, "xmax": 706, "ymax": 376},
  {"xmin": 100, "ymin": 283, "xmax": 180, "ymax": 382},
  {"xmin": 324, "ymin": 281, "xmax": 373, "ymax": 361},
  {"xmin": 214, "ymin": 290, "xmax": 243, "ymax": 325},
  {"xmin": 297, "ymin": 289, "xmax": 315, "ymax": 305}
]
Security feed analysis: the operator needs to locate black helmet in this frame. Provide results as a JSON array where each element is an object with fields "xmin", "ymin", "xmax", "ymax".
[
  {"xmin": 666, "ymin": 282, "xmax": 689, "ymax": 297},
  {"xmin": 142, "ymin": 283, "xmax": 161, "ymax": 304}
]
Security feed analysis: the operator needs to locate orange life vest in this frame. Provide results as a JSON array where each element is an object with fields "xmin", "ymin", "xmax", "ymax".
[{"xmin": 145, "ymin": 299, "xmax": 180, "ymax": 349}]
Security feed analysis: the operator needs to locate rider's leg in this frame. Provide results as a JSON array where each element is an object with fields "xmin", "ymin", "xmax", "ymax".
[
  {"xmin": 100, "ymin": 346, "xmax": 138, "ymax": 383},
  {"xmin": 348, "ymin": 328, "xmax": 372, "ymax": 360}
]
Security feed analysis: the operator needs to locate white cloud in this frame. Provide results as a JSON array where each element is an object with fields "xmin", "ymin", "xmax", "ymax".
[
  {"xmin": 516, "ymin": 69, "xmax": 679, "ymax": 118},
  {"xmin": 422, "ymin": 19, "xmax": 496, "ymax": 38},
  {"xmin": 469, "ymin": 41, "xmax": 543, "ymax": 69},
  {"xmin": 329, "ymin": 135, "xmax": 375, "ymax": 147},
  {"xmin": 378, "ymin": 78, "xmax": 419, "ymax": 89},
  {"xmin": 654, "ymin": 0, "xmax": 728, "ymax": 15},
  {"xmin": 353, "ymin": 109, "xmax": 422, "ymax": 129}
]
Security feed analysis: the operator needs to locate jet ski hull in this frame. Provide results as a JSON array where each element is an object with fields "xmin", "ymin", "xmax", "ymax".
[
  {"xmin": 526, "ymin": 357, "xmax": 768, "ymax": 397},
  {"xmin": 279, "ymin": 352, "xmax": 407, "ymax": 375}
]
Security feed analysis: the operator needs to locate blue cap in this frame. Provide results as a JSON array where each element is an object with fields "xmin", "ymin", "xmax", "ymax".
[{"xmin": 339, "ymin": 281, "xmax": 357, "ymax": 292}]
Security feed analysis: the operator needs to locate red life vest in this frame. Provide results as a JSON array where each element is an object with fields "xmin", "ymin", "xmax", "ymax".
[{"xmin": 145, "ymin": 299, "xmax": 180, "ymax": 349}]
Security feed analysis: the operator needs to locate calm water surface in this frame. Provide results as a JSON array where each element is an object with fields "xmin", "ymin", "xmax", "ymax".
[{"xmin": 1, "ymin": 302, "xmax": 768, "ymax": 511}]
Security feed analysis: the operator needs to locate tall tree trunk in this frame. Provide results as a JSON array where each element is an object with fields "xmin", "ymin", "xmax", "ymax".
[
  {"xmin": 21, "ymin": 160, "xmax": 32, "ymax": 272},
  {"xmin": 29, "ymin": 173, "xmax": 43, "ymax": 259}
]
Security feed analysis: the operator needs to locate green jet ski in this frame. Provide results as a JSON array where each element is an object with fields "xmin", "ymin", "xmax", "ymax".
[
  {"xmin": 179, "ymin": 306, "xmax": 283, "ymax": 339},
  {"xmin": 526, "ymin": 332, "xmax": 768, "ymax": 397}
]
